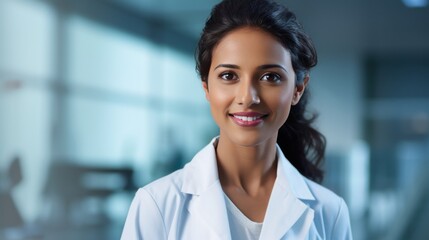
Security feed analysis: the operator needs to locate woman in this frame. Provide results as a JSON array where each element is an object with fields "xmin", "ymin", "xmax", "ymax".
[{"xmin": 121, "ymin": 0, "xmax": 352, "ymax": 239}]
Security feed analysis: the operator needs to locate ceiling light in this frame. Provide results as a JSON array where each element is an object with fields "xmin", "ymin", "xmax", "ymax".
[{"xmin": 402, "ymin": 0, "xmax": 428, "ymax": 7}]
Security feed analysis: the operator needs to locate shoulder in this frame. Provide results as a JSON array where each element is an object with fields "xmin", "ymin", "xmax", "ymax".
[
  {"xmin": 121, "ymin": 170, "xmax": 187, "ymax": 240},
  {"xmin": 305, "ymin": 179, "xmax": 344, "ymax": 211},
  {"xmin": 304, "ymin": 179, "xmax": 353, "ymax": 239},
  {"xmin": 142, "ymin": 169, "xmax": 186, "ymax": 204},
  {"xmin": 129, "ymin": 138, "xmax": 218, "ymax": 216},
  {"xmin": 139, "ymin": 169, "xmax": 189, "ymax": 223}
]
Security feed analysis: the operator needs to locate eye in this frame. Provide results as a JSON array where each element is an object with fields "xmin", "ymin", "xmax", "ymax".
[
  {"xmin": 261, "ymin": 73, "xmax": 282, "ymax": 83},
  {"xmin": 219, "ymin": 72, "xmax": 238, "ymax": 81}
]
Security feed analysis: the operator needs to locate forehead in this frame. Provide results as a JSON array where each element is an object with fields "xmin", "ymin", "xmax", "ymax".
[{"xmin": 211, "ymin": 27, "xmax": 292, "ymax": 66}]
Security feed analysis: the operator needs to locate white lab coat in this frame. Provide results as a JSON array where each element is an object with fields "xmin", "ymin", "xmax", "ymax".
[{"xmin": 121, "ymin": 138, "xmax": 353, "ymax": 240}]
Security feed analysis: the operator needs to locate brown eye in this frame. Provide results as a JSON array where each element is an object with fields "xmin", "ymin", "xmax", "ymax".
[
  {"xmin": 219, "ymin": 72, "xmax": 237, "ymax": 81},
  {"xmin": 261, "ymin": 73, "xmax": 281, "ymax": 83}
]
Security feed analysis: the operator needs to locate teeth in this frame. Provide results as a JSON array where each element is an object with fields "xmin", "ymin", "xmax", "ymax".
[{"xmin": 234, "ymin": 115, "xmax": 261, "ymax": 121}]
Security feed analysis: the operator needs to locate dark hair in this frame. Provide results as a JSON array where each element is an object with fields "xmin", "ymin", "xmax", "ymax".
[{"xmin": 196, "ymin": 0, "xmax": 326, "ymax": 183}]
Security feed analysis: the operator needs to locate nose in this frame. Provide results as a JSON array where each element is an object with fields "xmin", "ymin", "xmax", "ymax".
[{"xmin": 236, "ymin": 79, "xmax": 260, "ymax": 107}]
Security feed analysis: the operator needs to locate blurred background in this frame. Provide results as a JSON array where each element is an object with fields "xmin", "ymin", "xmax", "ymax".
[{"xmin": 1, "ymin": 0, "xmax": 429, "ymax": 239}]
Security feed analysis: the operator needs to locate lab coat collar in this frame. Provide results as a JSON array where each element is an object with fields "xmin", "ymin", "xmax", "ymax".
[
  {"xmin": 181, "ymin": 137, "xmax": 231, "ymax": 239},
  {"xmin": 258, "ymin": 144, "xmax": 315, "ymax": 239},
  {"xmin": 275, "ymin": 144, "xmax": 315, "ymax": 201},
  {"xmin": 181, "ymin": 137, "xmax": 315, "ymax": 200},
  {"xmin": 181, "ymin": 137, "xmax": 220, "ymax": 195},
  {"xmin": 181, "ymin": 137, "xmax": 315, "ymax": 239}
]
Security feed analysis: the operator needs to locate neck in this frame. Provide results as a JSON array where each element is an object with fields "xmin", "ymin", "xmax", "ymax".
[{"xmin": 215, "ymin": 135, "xmax": 278, "ymax": 195}]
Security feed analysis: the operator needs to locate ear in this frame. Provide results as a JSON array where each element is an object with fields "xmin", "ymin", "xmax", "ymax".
[
  {"xmin": 292, "ymin": 75, "xmax": 309, "ymax": 105},
  {"xmin": 202, "ymin": 81, "xmax": 210, "ymax": 101}
]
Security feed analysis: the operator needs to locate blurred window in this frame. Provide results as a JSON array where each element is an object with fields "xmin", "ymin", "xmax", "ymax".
[
  {"xmin": 63, "ymin": 16, "xmax": 214, "ymax": 182},
  {"xmin": 0, "ymin": 0, "xmax": 55, "ymax": 223}
]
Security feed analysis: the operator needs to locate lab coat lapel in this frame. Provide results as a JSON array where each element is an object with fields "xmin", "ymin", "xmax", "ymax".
[
  {"xmin": 187, "ymin": 181, "xmax": 231, "ymax": 240},
  {"xmin": 259, "ymin": 146, "xmax": 315, "ymax": 240},
  {"xmin": 259, "ymin": 183, "xmax": 314, "ymax": 239},
  {"xmin": 181, "ymin": 138, "xmax": 232, "ymax": 240}
]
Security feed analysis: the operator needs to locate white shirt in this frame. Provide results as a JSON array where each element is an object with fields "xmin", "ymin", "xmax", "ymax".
[
  {"xmin": 224, "ymin": 193, "xmax": 263, "ymax": 240},
  {"xmin": 121, "ymin": 137, "xmax": 353, "ymax": 240}
]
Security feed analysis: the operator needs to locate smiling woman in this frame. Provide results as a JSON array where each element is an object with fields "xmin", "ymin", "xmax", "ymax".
[
  {"xmin": 203, "ymin": 27, "xmax": 302, "ymax": 152},
  {"xmin": 121, "ymin": 0, "xmax": 353, "ymax": 239}
]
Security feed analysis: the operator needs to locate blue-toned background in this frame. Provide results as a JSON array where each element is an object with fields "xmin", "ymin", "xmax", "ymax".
[{"xmin": 1, "ymin": 0, "xmax": 429, "ymax": 239}]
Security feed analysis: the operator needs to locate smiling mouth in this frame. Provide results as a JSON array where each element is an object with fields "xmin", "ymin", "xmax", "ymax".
[{"xmin": 228, "ymin": 113, "xmax": 268, "ymax": 127}]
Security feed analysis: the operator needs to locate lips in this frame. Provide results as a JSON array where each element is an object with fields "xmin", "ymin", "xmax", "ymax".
[{"xmin": 229, "ymin": 112, "xmax": 268, "ymax": 127}]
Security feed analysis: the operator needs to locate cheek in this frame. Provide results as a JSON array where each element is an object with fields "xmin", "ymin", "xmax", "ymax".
[
  {"xmin": 266, "ymin": 88, "xmax": 294, "ymax": 120},
  {"xmin": 208, "ymin": 81, "xmax": 233, "ymax": 104},
  {"xmin": 276, "ymin": 98, "xmax": 292, "ymax": 116},
  {"xmin": 207, "ymin": 85, "xmax": 232, "ymax": 114}
]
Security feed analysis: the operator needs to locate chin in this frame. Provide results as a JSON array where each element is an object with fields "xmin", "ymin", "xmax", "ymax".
[{"xmin": 225, "ymin": 131, "xmax": 273, "ymax": 148}]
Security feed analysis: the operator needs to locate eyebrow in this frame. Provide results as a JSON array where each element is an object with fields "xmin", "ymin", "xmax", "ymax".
[{"xmin": 214, "ymin": 64, "xmax": 288, "ymax": 73}]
